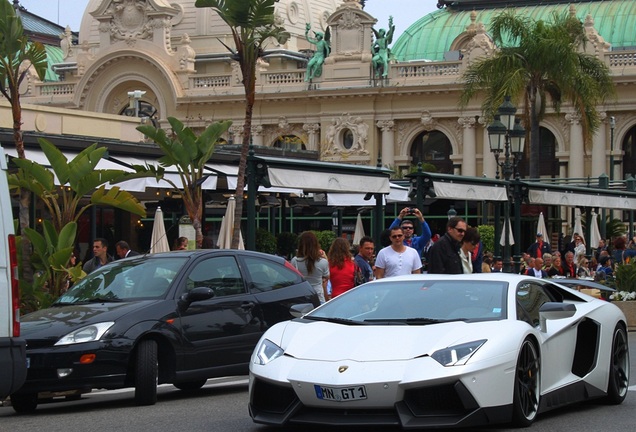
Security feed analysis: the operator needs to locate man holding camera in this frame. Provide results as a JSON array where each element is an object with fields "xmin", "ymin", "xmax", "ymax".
[{"xmin": 387, "ymin": 207, "xmax": 431, "ymax": 257}]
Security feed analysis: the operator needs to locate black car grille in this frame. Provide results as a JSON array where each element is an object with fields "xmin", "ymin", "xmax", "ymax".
[{"xmin": 251, "ymin": 378, "xmax": 299, "ymax": 414}]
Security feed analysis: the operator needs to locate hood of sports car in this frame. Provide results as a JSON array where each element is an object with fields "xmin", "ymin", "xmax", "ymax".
[{"xmin": 281, "ymin": 320, "xmax": 501, "ymax": 361}]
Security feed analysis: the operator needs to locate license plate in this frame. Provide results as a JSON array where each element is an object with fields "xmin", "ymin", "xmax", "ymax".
[{"xmin": 314, "ymin": 384, "xmax": 367, "ymax": 402}]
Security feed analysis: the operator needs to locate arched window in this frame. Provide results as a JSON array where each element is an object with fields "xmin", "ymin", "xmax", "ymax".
[
  {"xmin": 622, "ymin": 125, "xmax": 636, "ymax": 179},
  {"xmin": 516, "ymin": 127, "xmax": 558, "ymax": 179},
  {"xmin": 410, "ymin": 131, "xmax": 452, "ymax": 173},
  {"xmin": 273, "ymin": 135, "xmax": 306, "ymax": 150},
  {"xmin": 120, "ymin": 100, "xmax": 157, "ymax": 119}
]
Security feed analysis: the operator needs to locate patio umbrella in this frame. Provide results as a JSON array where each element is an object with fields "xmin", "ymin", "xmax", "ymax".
[
  {"xmin": 536, "ymin": 212, "xmax": 548, "ymax": 238},
  {"xmin": 499, "ymin": 218, "xmax": 515, "ymax": 247},
  {"xmin": 590, "ymin": 211, "xmax": 602, "ymax": 248},
  {"xmin": 150, "ymin": 206, "xmax": 170, "ymax": 253},
  {"xmin": 573, "ymin": 209, "xmax": 583, "ymax": 238},
  {"xmin": 217, "ymin": 196, "xmax": 244, "ymax": 249},
  {"xmin": 353, "ymin": 213, "xmax": 365, "ymax": 245}
]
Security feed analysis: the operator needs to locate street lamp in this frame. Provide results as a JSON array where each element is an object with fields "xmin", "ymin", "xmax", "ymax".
[
  {"xmin": 488, "ymin": 96, "xmax": 526, "ymax": 273},
  {"xmin": 447, "ymin": 205, "xmax": 457, "ymax": 220},
  {"xmin": 609, "ymin": 116, "xmax": 616, "ymax": 182}
]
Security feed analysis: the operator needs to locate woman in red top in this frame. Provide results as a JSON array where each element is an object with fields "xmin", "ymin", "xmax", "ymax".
[{"xmin": 328, "ymin": 238, "xmax": 356, "ymax": 298}]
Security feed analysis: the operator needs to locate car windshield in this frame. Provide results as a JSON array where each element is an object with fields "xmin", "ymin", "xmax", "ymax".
[
  {"xmin": 56, "ymin": 256, "xmax": 189, "ymax": 303},
  {"xmin": 307, "ymin": 279, "xmax": 508, "ymax": 324}
]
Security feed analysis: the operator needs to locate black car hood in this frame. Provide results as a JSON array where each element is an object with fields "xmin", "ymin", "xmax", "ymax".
[{"xmin": 21, "ymin": 300, "xmax": 162, "ymax": 340}]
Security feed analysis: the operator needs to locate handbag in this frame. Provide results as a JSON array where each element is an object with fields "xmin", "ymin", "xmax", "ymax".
[{"xmin": 353, "ymin": 262, "xmax": 365, "ymax": 286}]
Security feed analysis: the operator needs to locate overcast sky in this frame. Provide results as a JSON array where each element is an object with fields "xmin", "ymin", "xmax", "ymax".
[{"xmin": 18, "ymin": 0, "xmax": 440, "ymax": 34}]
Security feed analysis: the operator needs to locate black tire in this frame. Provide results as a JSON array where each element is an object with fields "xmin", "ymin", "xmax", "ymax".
[
  {"xmin": 173, "ymin": 380, "xmax": 207, "ymax": 391},
  {"xmin": 604, "ymin": 324, "xmax": 630, "ymax": 404},
  {"xmin": 134, "ymin": 339, "xmax": 158, "ymax": 406},
  {"xmin": 10, "ymin": 393, "xmax": 38, "ymax": 414},
  {"xmin": 511, "ymin": 339, "xmax": 540, "ymax": 427}
]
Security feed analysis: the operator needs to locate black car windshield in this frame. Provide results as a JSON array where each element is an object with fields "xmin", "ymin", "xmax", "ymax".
[
  {"xmin": 307, "ymin": 279, "xmax": 508, "ymax": 324},
  {"xmin": 56, "ymin": 256, "xmax": 189, "ymax": 303}
]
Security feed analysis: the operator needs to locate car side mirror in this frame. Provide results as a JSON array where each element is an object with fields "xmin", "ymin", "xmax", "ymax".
[
  {"xmin": 539, "ymin": 302, "xmax": 576, "ymax": 332},
  {"xmin": 179, "ymin": 287, "xmax": 215, "ymax": 309},
  {"xmin": 290, "ymin": 303, "xmax": 315, "ymax": 318}
]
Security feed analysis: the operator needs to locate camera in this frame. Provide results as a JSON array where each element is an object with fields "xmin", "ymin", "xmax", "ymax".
[{"xmin": 407, "ymin": 208, "xmax": 416, "ymax": 215}]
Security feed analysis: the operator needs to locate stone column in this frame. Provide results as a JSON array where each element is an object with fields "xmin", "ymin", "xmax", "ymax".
[
  {"xmin": 303, "ymin": 123, "xmax": 320, "ymax": 151},
  {"xmin": 377, "ymin": 120, "xmax": 395, "ymax": 167},
  {"xmin": 566, "ymin": 112, "xmax": 584, "ymax": 179},
  {"xmin": 481, "ymin": 119, "xmax": 496, "ymax": 178},
  {"xmin": 458, "ymin": 116, "xmax": 476, "ymax": 176},
  {"xmin": 591, "ymin": 113, "xmax": 607, "ymax": 178},
  {"xmin": 251, "ymin": 125, "xmax": 264, "ymax": 146}
]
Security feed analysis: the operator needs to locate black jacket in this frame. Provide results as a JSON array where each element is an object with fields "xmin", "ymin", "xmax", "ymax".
[{"xmin": 427, "ymin": 233, "xmax": 462, "ymax": 274}]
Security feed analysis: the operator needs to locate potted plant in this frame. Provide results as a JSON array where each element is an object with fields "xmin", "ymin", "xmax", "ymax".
[{"xmin": 609, "ymin": 261, "xmax": 636, "ymax": 329}]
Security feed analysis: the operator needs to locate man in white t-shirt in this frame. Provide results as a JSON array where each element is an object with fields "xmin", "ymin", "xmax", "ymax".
[{"xmin": 374, "ymin": 227, "xmax": 422, "ymax": 279}]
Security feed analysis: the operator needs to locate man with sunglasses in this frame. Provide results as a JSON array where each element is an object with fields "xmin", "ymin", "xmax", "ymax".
[
  {"xmin": 427, "ymin": 216, "xmax": 467, "ymax": 274},
  {"xmin": 374, "ymin": 227, "xmax": 422, "ymax": 279},
  {"xmin": 387, "ymin": 207, "xmax": 431, "ymax": 257}
]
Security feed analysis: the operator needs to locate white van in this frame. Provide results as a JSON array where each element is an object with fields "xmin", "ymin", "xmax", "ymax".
[{"xmin": 0, "ymin": 146, "xmax": 25, "ymax": 399}]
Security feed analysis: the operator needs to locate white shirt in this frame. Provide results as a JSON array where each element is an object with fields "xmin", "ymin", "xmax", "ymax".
[
  {"xmin": 375, "ymin": 246, "xmax": 422, "ymax": 277},
  {"xmin": 459, "ymin": 249, "xmax": 473, "ymax": 274}
]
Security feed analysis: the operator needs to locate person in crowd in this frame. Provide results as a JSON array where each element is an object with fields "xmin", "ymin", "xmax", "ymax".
[
  {"xmin": 597, "ymin": 256, "xmax": 614, "ymax": 278},
  {"xmin": 573, "ymin": 235, "xmax": 586, "ymax": 262},
  {"xmin": 327, "ymin": 238, "xmax": 356, "ymax": 298},
  {"xmin": 387, "ymin": 207, "xmax": 431, "ymax": 257},
  {"xmin": 459, "ymin": 227, "xmax": 481, "ymax": 274},
  {"xmin": 115, "ymin": 240, "xmax": 140, "ymax": 259},
  {"xmin": 527, "ymin": 232, "xmax": 552, "ymax": 258},
  {"xmin": 374, "ymin": 227, "xmax": 422, "ymax": 279},
  {"xmin": 174, "ymin": 236, "xmax": 189, "ymax": 250},
  {"xmin": 613, "ymin": 236, "xmax": 627, "ymax": 265},
  {"xmin": 427, "ymin": 216, "xmax": 466, "ymax": 274},
  {"xmin": 542, "ymin": 253, "xmax": 553, "ymax": 270},
  {"xmin": 482, "ymin": 255, "xmax": 493, "ymax": 273},
  {"xmin": 526, "ymin": 257, "xmax": 547, "ymax": 278},
  {"xmin": 562, "ymin": 233, "xmax": 578, "ymax": 257},
  {"xmin": 491, "ymin": 257, "xmax": 503, "ymax": 272},
  {"xmin": 577, "ymin": 255, "xmax": 592, "ymax": 278},
  {"xmin": 291, "ymin": 231, "xmax": 330, "ymax": 303},
  {"xmin": 518, "ymin": 253, "xmax": 532, "ymax": 275},
  {"xmin": 547, "ymin": 255, "xmax": 564, "ymax": 277},
  {"xmin": 83, "ymin": 238, "xmax": 114, "ymax": 274},
  {"xmin": 594, "ymin": 238, "xmax": 608, "ymax": 262},
  {"xmin": 561, "ymin": 251, "xmax": 578, "ymax": 278},
  {"xmin": 354, "ymin": 236, "xmax": 375, "ymax": 283}
]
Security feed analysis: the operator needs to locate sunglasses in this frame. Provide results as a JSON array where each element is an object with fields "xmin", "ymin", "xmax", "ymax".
[
  {"xmin": 391, "ymin": 234, "xmax": 404, "ymax": 239},
  {"xmin": 454, "ymin": 228, "xmax": 466, "ymax": 234},
  {"xmin": 401, "ymin": 226, "xmax": 414, "ymax": 230}
]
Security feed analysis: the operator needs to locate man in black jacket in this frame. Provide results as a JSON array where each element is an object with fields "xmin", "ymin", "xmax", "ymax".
[{"xmin": 427, "ymin": 216, "xmax": 466, "ymax": 274}]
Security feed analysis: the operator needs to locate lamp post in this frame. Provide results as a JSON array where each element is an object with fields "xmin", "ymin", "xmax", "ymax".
[
  {"xmin": 609, "ymin": 116, "xmax": 616, "ymax": 182},
  {"xmin": 447, "ymin": 205, "xmax": 457, "ymax": 220},
  {"xmin": 487, "ymin": 96, "xmax": 526, "ymax": 273}
]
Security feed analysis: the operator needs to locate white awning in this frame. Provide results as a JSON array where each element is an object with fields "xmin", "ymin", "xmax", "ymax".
[
  {"xmin": 433, "ymin": 181, "xmax": 508, "ymax": 201},
  {"xmin": 528, "ymin": 189, "xmax": 636, "ymax": 210},
  {"xmin": 109, "ymin": 156, "xmax": 218, "ymax": 190},
  {"xmin": 267, "ymin": 166, "xmax": 390, "ymax": 194},
  {"xmin": 327, "ymin": 183, "xmax": 409, "ymax": 206}
]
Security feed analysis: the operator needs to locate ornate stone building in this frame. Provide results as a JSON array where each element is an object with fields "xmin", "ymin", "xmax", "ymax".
[{"xmin": 16, "ymin": 0, "xmax": 636, "ymax": 246}]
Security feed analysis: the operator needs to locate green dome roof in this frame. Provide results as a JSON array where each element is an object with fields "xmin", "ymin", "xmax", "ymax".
[{"xmin": 393, "ymin": 0, "xmax": 636, "ymax": 62}]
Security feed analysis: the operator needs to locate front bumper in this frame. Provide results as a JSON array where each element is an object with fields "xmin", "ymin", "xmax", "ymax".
[{"xmin": 14, "ymin": 341, "xmax": 132, "ymax": 395}]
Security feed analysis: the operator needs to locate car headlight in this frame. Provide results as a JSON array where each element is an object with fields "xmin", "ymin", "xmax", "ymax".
[
  {"xmin": 253, "ymin": 339, "xmax": 283, "ymax": 365},
  {"xmin": 431, "ymin": 339, "xmax": 486, "ymax": 366},
  {"xmin": 55, "ymin": 322, "xmax": 115, "ymax": 346}
]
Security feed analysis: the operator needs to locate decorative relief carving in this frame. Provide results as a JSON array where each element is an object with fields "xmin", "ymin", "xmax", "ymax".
[
  {"xmin": 420, "ymin": 111, "xmax": 437, "ymax": 131},
  {"xmin": 458, "ymin": 116, "xmax": 476, "ymax": 129},
  {"xmin": 323, "ymin": 113, "xmax": 369, "ymax": 156},
  {"xmin": 287, "ymin": 2, "xmax": 299, "ymax": 25},
  {"xmin": 108, "ymin": 0, "xmax": 153, "ymax": 46},
  {"xmin": 376, "ymin": 120, "xmax": 395, "ymax": 132}
]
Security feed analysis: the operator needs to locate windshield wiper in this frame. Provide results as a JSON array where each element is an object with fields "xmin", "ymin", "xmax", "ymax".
[
  {"xmin": 303, "ymin": 316, "xmax": 366, "ymax": 325},
  {"xmin": 405, "ymin": 317, "xmax": 468, "ymax": 325},
  {"xmin": 82, "ymin": 297, "xmax": 123, "ymax": 303}
]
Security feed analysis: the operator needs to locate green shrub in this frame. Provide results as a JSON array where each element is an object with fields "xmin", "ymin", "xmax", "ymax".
[
  {"xmin": 255, "ymin": 228, "xmax": 277, "ymax": 255},
  {"xmin": 314, "ymin": 230, "xmax": 336, "ymax": 254},
  {"xmin": 614, "ymin": 261, "xmax": 636, "ymax": 292},
  {"xmin": 477, "ymin": 225, "xmax": 495, "ymax": 254}
]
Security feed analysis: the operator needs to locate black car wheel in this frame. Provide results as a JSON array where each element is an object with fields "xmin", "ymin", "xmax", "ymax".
[
  {"xmin": 10, "ymin": 393, "xmax": 38, "ymax": 414},
  {"xmin": 512, "ymin": 338, "xmax": 540, "ymax": 427},
  {"xmin": 134, "ymin": 339, "xmax": 158, "ymax": 406},
  {"xmin": 173, "ymin": 379, "xmax": 207, "ymax": 391},
  {"xmin": 604, "ymin": 324, "xmax": 630, "ymax": 404}
]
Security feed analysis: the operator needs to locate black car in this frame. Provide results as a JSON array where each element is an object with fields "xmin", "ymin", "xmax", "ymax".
[{"xmin": 11, "ymin": 250, "xmax": 319, "ymax": 412}]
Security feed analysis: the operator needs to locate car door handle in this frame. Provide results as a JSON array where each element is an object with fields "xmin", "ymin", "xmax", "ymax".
[{"xmin": 240, "ymin": 301, "xmax": 255, "ymax": 311}]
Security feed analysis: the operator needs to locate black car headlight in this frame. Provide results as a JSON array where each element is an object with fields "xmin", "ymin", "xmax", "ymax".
[
  {"xmin": 431, "ymin": 339, "xmax": 487, "ymax": 366},
  {"xmin": 253, "ymin": 339, "xmax": 284, "ymax": 365},
  {"xmin": 55, "ymin": 322, "xmax": 115, "ymax": 346}
]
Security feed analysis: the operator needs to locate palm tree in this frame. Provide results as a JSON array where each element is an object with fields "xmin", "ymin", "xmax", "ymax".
[
  {"xmin": 137, "ymin": 117, "xmax": 232, "ymax": 248},
  {"xmin": 9, "ymin": 138, "xmax": 147, "ymax": 232},
  {"xmin": 195, "ymin": 0, "xmax": 289, "ymax": 249},
  {"xmin": 460, "ymin": 10, "xmax": 615, "ymax": 179},
  {"xmin": 0, "ymin": 0, "xmax": 48, "ymax": 280}
]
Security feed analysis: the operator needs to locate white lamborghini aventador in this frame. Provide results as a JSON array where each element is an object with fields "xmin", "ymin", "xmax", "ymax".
[{"xmin": 248, "ymin": 274, "xmax": 629, "ymax": 429}]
